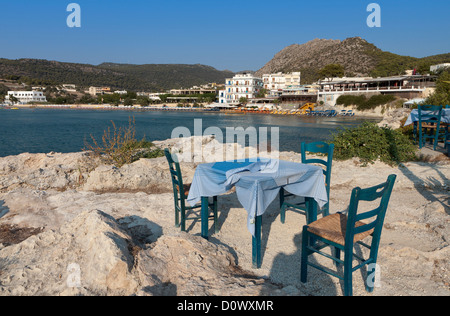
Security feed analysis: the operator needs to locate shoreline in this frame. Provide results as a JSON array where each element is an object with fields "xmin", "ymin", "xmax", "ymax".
[{"xmin": 1, "ymin": 103, "xmax": 387, "ymax": 119}]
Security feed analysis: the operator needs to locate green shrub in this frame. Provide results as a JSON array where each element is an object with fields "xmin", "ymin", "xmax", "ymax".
[
  {"xmin": 336, "ymin": 94, "xmax": 397, "ymax": 111},
  {"xmin": 84, "ymin": 117, "xmax": 164, "ymax": 167},
  {"xmin": 330, "ymin": 122, "xmax": 417, "ymax": 166},
  {"xmin": 336, "ymin": 95, "xmax": 366, "ymax": 107},
  {"xmin": 358, "ymin": 95, "xmax": 396, "ymax": 110}
]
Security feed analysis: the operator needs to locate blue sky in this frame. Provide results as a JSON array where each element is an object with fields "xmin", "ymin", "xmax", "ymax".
[{"xmin": 0, "ymin": 0, "xmax": 449, "ymax": 72}]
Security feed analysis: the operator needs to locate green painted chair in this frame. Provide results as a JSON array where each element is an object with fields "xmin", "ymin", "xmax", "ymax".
[
  {"xmin": 415, "ymin": 105, "xmax": 443, "ymax": 151},
  {"xmin": 300, "ymin": 174, "xmax": 396, "ymax": 296},
  {"xmin": 280, "ymin": 142, "xmax": 334, "ymax": 223},
  {"xmin": 164, "ymin": 148, "xmax": 218, "ymax": 233},
  {"xmin": 441, "ymin": 105, "xmax": 449, "ymax": 151}
]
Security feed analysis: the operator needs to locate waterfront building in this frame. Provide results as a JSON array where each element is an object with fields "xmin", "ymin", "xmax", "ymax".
[
  {"xmin": 223, "ymin": 73, "xmax": 264, "ymax": 104},
  {"xmin": 169, "ymin": 86, "xmax": 217, "ymax": 95},
  {"xmin": 262, "ymin": 73, "xmax": 285, "ymax": 91},
  {"xmin": 5, "ymin": 91, "xmax": 47, "ymax": 104},
  {"xmin": 88, "ymin": 86, "xmax": 112, "ymax": 96},
  {"xmin": 317, "ymin": 75, "xmax": 436, "ymax": 106},
  {"xmin": 262, "ymin": 72, "xmax": 301, "ymax": 91},
  {"xmin": 284, "ymin": 72, "xmax": 302, "ymax": 87},
  {"xmin": 218, "ymin": 90, "xmax": 227, "ymax": 104}
]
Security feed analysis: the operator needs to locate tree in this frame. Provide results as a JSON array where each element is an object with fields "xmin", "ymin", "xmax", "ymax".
[
  {"xmin": 239, "ymin": 97, "xmax": 248, "ymax": 105},
  {"xmin": 256, "ymin": 88, "xmax": 268, "ymax": 98},
  {"xmin": 425, "ymin": 69, "xmax": 450, "ymax": 106},
  {"xmin": 318, "ymin": 64, "xmax": 345, "ymax": 81},
  {"xmin": 136, "ymin": 96, "xmax": 149, "ymax": 107},
  {"xmin": 9, "ymin": 95, "xmax": 19, "ymax": 105},
  {"xmin": 78, "ymin": 94, "xmax": 97, "ymax": 104},
  {"xmin": 123, "ymin": 98, "xmax": 133, "ymax": 106}
]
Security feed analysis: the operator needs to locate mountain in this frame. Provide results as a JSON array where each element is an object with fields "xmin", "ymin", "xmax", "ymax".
[
  {"xmin": 0, "ymin": 58, "xmax": 234, "ymax": 91},
  {"xmin": 256, "ymin": 37, "xmax": 450, "ymax": 83}
]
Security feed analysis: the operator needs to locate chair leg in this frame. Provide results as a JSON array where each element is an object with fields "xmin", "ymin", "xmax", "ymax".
[
  {"xmin": 434, "ymin": 130, "xmax": 439, "ymax": 151},
  {"xmin": 213, "ymin": 196, "xmax": 219, "ymax": 233},
  {"xmin": 322, "ymin": 203, "xmax": 330, "ymax": 217},
  {"xmin": 280, "ymin": 188, "xmax": 286, "ymax": 224},
  {"xmin": 419, "ymin": 125, "xmax": 423, "ymax": 149},
  {"xmin": 343, "ymin": 248, "xmax": 353, "ymax": 296},
  {"xmin": 413, "ymin": 122, "xmax": 417, "ymax": 144},
  {"xmin": 280, "ymin": 205, "xmax": 286, "ymax": 224},
  {"xmin": 300, "ymin": 226, "xmax": 310, "ymax": 283},
  {"xmin": 180, "ymin": 208, "xmax": 186, "ymax": 232},
  {"xmin": 175, "ymin": 207, "xmax": 180, "ymax": 228},
  {"xmin": 334, "ymin": 247, "xmax": 341, "ymax": 267}
]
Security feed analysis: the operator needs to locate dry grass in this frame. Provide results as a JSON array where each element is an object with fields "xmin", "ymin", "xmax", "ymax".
[
  {"xmin": 0, "ymin": 224, "xmax": 43, "ymax": 247},
  {"xmin": 84, "ymin": 117, "xmax": 163, "ymax": 168}
]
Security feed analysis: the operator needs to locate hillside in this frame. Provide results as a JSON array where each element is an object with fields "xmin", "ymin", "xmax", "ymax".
[
  {"xmin": 0, "ymin": 58, "xmax": 234, "ymax": 91},
  {"xmin": 256, "ymin": 37, "xmax": 450, "ymax": 83}
]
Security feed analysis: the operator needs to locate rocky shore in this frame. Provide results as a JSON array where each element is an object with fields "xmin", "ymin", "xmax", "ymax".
[{"xmin": 0, "ymin": 136, "xmax": 448, "ymax": 296}]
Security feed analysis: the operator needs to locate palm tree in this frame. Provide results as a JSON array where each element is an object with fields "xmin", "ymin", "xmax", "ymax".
[{"xmin": 9, "ymin": 95, "xmax": 19, "ymax": 105}]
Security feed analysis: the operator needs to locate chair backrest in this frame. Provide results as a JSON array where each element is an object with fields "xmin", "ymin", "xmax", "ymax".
[
  {"xmin": 164, "ymin": 148, "xmax": 187, "ymax": 209},
  {"xmin": 301, "ymin": 142, "xmax": 334, "ymax": 190},
  {"xmin": 418, "ymin": 105, "xmax": 443, "ymax": 125},
  {"xmin": 345, "ymin": 174, "xmax": 396, "ymax": 249},
  {"xmin": 445, "ymin": 105, "xmax": 449, "ymax": 109}
]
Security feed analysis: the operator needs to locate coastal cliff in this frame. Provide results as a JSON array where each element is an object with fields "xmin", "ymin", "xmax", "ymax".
[{"xmin": 0, "ymin": 137, "xmax": 448, "ymax": 296}]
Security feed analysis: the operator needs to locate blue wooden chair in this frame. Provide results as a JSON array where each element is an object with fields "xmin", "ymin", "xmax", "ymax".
[
  {"xmin": 280, "ymin": 142, "xmax": 334, "ymax": 223},
  {"xmin": 164, "ymin": 148, "xmax": 218, "ymax": 233},
  {"xmin": 441, "ymin": 105, "xmax": 449, "ymax": 150},
  {"xmin": 414, "ymin": 105, "xmax": 443, "ymax": 151},
  {"xmin": 301, "ymin": 174, "xmax": 396, "ymax": 296}
]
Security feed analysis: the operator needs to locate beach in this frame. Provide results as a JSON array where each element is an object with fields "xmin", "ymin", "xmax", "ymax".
[{"xmin": 0, "ymin": 135, "xmax": 448, "ymax": 296}]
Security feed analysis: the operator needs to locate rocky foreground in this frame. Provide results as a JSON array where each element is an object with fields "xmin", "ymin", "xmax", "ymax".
[{"xmin": 0, "ymin": 136, "xmax": 448, "ymax": 296}]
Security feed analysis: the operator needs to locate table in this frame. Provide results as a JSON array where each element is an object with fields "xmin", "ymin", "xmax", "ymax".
[
  {"xmin": 404, "ymin": 109, "xmax": 450, "ymax": 126},
  {"xmin": 187, "ymin": 158, "xmax": 328, "ymax": 268}
]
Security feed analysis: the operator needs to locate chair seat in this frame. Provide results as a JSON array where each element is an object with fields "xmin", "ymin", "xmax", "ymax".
[
  {"xmin": 422, "ymin": 123, "xmax": 438, "ymax": 129},
  {"xmin": 307, "ymin": 213, "xmax": 373, "ymax": 246}
]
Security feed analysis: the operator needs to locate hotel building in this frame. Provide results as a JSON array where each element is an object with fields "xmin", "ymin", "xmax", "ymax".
[
  {"xmin": 219, "ymin": 73, "xmax": 264, "ymax": 104},
  {"xmin": 5, "ymin": 91, "xmax": 47, "ymax": 104},
  {"xmin": 262, "ymin": 72, "xmax": 301, "ymax": 91}
]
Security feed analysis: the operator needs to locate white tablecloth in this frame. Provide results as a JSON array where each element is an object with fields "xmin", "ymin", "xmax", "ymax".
[
  {"xmin": 187, "ymin": 159, "xmax": 328, "ymax": 236},
  {"xmin": 404, "ymin": 109, "xmax": 450, "ymax": 126}
]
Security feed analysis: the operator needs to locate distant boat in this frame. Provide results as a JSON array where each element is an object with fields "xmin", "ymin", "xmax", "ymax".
[{"xmin": 11, "ymin": 107, "xmax": 19, "ymax": 110}]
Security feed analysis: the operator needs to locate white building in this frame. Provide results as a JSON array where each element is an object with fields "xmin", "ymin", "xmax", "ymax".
[
  {"xmin": 221, "ymin": 73, "xmax": 263, "ymax": 104},
  {"xmin": 5, "ymin": 91, "xmax": 47, "ymax": 104},
  {"xmin": 262, "ymin": 72, "xmax": 301, "ymax": 92},
  {"xmin": 430, "ymin": 63, "xmax": 450, "ymax": 73},
  {"xmin": 316, "ymin": 75, "xmax": 435, "ymax": 106},
  {"xmin": 284, "ymin": 72, "xmax": 302, "ymax": 87}
]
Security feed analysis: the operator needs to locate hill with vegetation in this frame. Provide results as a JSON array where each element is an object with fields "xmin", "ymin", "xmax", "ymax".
[
  {"xmin": 0, "ymin": 58, "xmax": 234, "ymax": 91},
  {"xmin": 256, "ymin": 37, "xmax": 450, "ymax": 83}
]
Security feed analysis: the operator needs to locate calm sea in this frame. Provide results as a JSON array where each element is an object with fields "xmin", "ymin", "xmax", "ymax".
[{"xmin": 0, "ymin": 108, "xmax": 378, "ymax": 157}]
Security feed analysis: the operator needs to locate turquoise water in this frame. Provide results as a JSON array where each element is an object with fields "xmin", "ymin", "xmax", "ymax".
[{"xmin": 0, "ymin": 108, "xmax": 378, "ymax": 157}]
